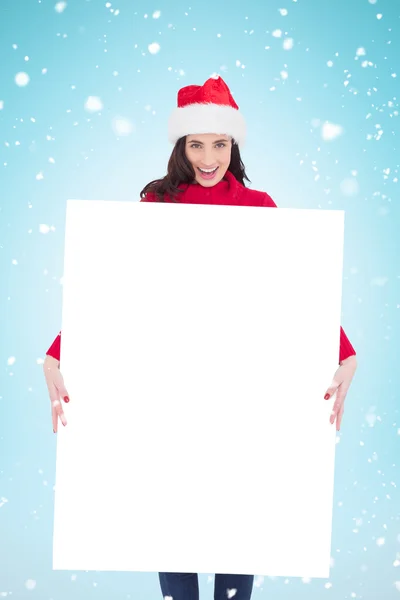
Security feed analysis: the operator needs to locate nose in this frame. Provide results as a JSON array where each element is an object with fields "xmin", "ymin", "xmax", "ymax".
[{"xmin": 202, "ymin": 148, "xmax": 217, "ymax": 166}]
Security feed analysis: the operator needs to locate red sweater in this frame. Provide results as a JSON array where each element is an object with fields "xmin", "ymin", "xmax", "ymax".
[{"xmin": 46, "ymin": 170, "xmax": 356, "ymax": 363}]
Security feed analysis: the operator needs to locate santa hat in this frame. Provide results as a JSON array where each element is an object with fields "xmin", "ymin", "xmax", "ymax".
[{"xmin": 168, "ymin": 75, "xmax": 246, "ymax": 148}]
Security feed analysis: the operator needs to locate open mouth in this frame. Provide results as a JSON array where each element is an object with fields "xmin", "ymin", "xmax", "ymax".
[{"xmin": 197, "ymin": 166, "xmax": 219, "ymax": 179}]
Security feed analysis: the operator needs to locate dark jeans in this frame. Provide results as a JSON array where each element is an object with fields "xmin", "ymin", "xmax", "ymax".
[{"xmin": 159, "ymin": 572, "xmax": 254, "ymax": 600}]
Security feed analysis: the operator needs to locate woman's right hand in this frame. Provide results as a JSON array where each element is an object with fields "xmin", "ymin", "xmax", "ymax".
[{"xmin": 43, "ymin": 355, "xmax": 70, "ymax": 433}]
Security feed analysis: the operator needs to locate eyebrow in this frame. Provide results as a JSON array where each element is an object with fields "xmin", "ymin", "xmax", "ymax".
[{"xmin": 188, "ymin": 138, "xmax": 229, "ymax": 144}]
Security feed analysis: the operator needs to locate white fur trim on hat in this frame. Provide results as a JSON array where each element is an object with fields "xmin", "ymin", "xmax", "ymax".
[{"xmin": 168, "ymin": 103, "xmax": 246, "ymax": 147}]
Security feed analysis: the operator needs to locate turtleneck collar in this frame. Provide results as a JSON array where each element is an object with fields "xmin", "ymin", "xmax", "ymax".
[{"xmin": 178, "ymin": 170, "xmax": 241, "ymax": 204}]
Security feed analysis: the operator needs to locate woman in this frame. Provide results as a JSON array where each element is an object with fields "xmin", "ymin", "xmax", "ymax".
[{"xmin": 44, "ymin": 75, "xmax": 358, "ymax": 600}]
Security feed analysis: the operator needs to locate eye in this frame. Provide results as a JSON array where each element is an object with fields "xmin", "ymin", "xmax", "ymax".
[{"xmin": 189, "ymin": 142, "xmax": 226, "ymax": 149}]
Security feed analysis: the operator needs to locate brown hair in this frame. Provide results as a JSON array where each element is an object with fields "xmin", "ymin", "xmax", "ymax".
[{"xmin": 139, "ymin": 137, "xmax": 251, "ymax": 202}]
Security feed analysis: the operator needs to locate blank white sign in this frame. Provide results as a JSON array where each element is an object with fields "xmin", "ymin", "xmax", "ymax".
[{"xmin": 53, "ymin": 200, "xmax": 344, "ymax": 579}]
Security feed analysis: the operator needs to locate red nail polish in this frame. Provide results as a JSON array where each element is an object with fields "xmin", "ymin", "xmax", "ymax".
[
  {"xmin": 324, "ymin": 393, "xmax": 330, "ymax": 400},
  {"xmin": 64, "ymin": 396, "xmax": 69, "ymax": 403}
]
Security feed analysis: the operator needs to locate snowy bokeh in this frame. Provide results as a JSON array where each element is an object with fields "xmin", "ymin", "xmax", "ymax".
[
  {"xmin": 111, "ymin": 117, "xmax": 135, "ymax": 136},
  {"xmin": 14, "ymin": 72, "xmax": 30, "ymax": 87},
  {"xmin": 340, "ymin": 177, "xmax": 359, "ymax": 196},
  {"xmin": 283, "ymin": 38, "xmax": 294, "ymax": 50},
  {"xmin": 148, "ymin": 42, "xmax": 161, "ymax": 54},
  {"xmin": 84, "ymin": 96, "xmax": 103, "ymax": 113},
  {"xmin": 24, "ymin": 580, "xmax": 36, "ymax": 591},
  {"xmin": 321, "ymin": 122, "xmax": 344, "ymax": 141},
  {"xmin": 54, "ymin": 1, "xmax": 67, "ymax": 13}
]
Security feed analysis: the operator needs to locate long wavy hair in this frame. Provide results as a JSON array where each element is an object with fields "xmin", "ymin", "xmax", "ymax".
[{"xmin": 140, "ymin": 137, "xmax": 251, "ymax": 202}]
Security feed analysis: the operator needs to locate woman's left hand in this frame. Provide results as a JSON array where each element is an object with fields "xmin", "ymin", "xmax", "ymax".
[{"xmin": 324, "ymin": 355, "xmax": 357, "ymax": 431}]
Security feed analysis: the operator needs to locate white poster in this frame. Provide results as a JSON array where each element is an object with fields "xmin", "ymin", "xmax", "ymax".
[{"xmin": 53, "ymin": 200, "xmax": 344, "ymax": 579}]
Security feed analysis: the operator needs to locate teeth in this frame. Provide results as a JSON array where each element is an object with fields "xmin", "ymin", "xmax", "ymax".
[{"xmin": 199, "ymin": 167, "xmax": 217, "ymax": 173}]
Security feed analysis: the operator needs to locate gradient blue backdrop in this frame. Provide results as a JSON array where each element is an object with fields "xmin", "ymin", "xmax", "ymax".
[{"xmin": 1, "ymin": 0, "xmax": 399, "ymax": 598}]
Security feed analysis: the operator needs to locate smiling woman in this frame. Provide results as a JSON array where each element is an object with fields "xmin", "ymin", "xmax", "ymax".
[
  {"xmin": 43, "ymin": 74, "xmax": 357, "ymax": 600},
  {"xmin": 186, "ymin": 135, "xmax": 232, "ymax": 183},
  {"xmin": 139, "ymin": 131, "xmax": 251, "ymax": 202}
]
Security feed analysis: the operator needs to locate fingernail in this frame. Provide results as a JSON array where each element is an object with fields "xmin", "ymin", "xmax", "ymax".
[
  {"xmin": 53, "ymin": 429, "xmax": 56, "ymax": 434},
  {"xmin": 64, "ymin": 396, "xmax": 69, "ymax": 403},
  {"xmin": 324, "ymin": 393, "xmax": 330, "ymax": 400}
]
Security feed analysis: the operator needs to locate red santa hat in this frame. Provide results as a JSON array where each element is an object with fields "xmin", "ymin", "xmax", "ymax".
[{"xmin": 168, "ymin": 75, "xmax": 246, "ymax": 148}]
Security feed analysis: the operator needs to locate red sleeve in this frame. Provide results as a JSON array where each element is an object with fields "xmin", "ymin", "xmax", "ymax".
[
  {"xmin": 263, "ymin": 192, "xmax": 278, "ymax": 208},
  {"xmin": 339, "ymin": 326, "xmax": 356, "ymax": 363},
  {"xmin": 46, "ymin": 331, "xmax": 61, "ymax": 361}
]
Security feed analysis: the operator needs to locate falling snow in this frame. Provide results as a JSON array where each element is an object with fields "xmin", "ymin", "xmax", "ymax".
[
  {"xmin": 14, "ymin": 72, "xmax": 30, "ymax": 86},
  {"xmin": 84, "ymin": 96, "xmax": 103, "ymax": 112},
  {"xmin": 377, "ymin": 537, "xmax": 385, "ymax": 546},
  {"xmin": 24, "ymin": 581, "xmax": 36, "ymax": 591},
  {"xmin": 340, "ymin": 178, "xmax": 360, "ymax": 196},
  {"xmin": 148, "ymin": 42, "xmax": 160, "ymax": 54},
  {"xmin": 112, "ymin": 117, "xmax": 134, "ymax": 136},
  {"xmin": 55, "ymin": 1, "xmax": 67, "ymax": 13},
  {"xmin": 321, "ymin": 122, "xmax": 344, "ymax": 141}
]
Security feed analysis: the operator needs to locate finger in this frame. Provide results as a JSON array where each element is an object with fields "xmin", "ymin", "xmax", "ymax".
[
  {"xmin": 331, "ymin": 394, "xmax": 343, "ymax": 420},
  {"xmin": 336, "ymin": 404, "xmax": 345, "ymax": 431},
  {"xmin": 52, "ymin": 407, "xmax": 58, "ymax": 433},
  {"xmin": 45, "ymin": 368, "xmax": 66, "ymax": 432},
  {"xmin": 334, "ymin": 385, "xmax": 348, "ymax": 410},
  {"xmin": 44, "ymin": 364, "xmax": 70, "ymax": 403},
  {"xmin": 48, "ymin": 381, "xmax": 61, "ymax": 424},
  {"xmin": 60, "ymin": 410, "xmax": 67, "ymax": 427},
  {"xmin": 54, "ymin": 401, "xmax": 67, "ymax": 427},
  {"xmin": 330, "ymin": 389, "xmax": 347, "ymax": 424},
  {"xmin": 325, "ymin": 377, "xmax": 341, "ymax": 400},
  {"xmin": 53, "ymin": 370, "xmax": 70, "ymax": 403}
]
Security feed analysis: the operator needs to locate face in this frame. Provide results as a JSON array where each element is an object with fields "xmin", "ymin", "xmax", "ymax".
[{"xmin": 185, "ymin": 133, "xmax": 232, "ymax": 187}]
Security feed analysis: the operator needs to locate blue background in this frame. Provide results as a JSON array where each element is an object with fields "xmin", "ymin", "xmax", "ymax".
[{"xmin": 1, "ymin": 0, "xmax": 399, "ymax": 598}]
